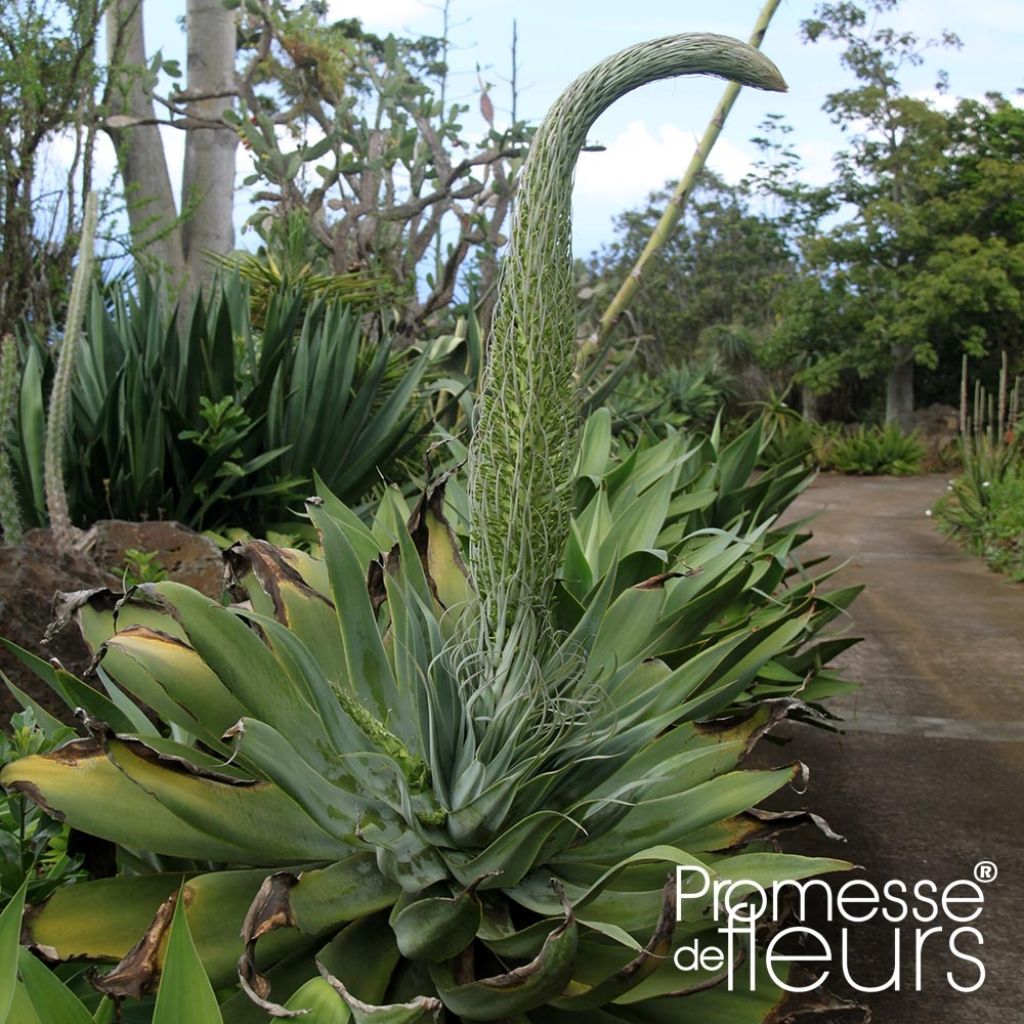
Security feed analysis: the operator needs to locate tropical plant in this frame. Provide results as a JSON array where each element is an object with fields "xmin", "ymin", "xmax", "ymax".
[
  {"xmin": 0, "ymin": 33, "xmax": 860, "ymax": 1023},
  {"xmin": 933, "ymin": 355, "xmax": 1023, "ymax": 575},
  {"xmin": 936, "ymin": 465, "xmax": 1024, "ymax": 580},
  {"xmin": 757, "ymin": 418, "xmax": 813, "ymax": 469},
  {"xmin": 44, "ymin": 192, "xmax": 97, "ymax": 552},
  {"xmin": 0, "ymin": 709, "xmax": 85, "ymax": 912},
  {"xmin": 821, "ymin": 423, "xmax": 925, "ymax": 476},
  {"xmin": 0, "ymin": 432, "xmax": 858, "ymax": 1021},
  {"xmin": 606, "ymin": 361, "xmax": 738, "ymax": 438},
  {"xmin": 113, "ymin": 549, "xmax": 170, "ymax": 588},
  {"xmin": 9, "ymin": 275, "xmax": 441, "ymax": 533},
  {"xmin": 207, "ymin": 211, "xmax": 394, "ymax": 329}
]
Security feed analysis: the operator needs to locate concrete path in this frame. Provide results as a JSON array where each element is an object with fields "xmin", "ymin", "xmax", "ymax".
[{"xmin": 760, "ymin": 474, "xmax": 1024, "ymax": 1022}]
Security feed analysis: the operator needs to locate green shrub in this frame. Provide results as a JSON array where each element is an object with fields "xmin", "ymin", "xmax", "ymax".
[
  {"xmin": 973, "ymin": 472, "xmax": 1024, "ymax": 579},
  {"xmin": 607, "ymin": 359, "xmax": 738, "ymax": 437},
  {"xmin": 758, "ymin": 415, "xmax": 819, "ymax": 468},
  {"xmin": 0, "ymin": 710, "xmax": 86, "ymax": 911},
  {"xmin": 935, "ymin": 435, "xmax": 1024, "ymax": 579},
  {"xmin": 9, "ymin": 275, "xmax": 441, "ymax": 533},
  {"xmin": 0, "ymin": 423, "xmax": 859, "ymax": 1021},
  {"xmin": 821, "ymin": 423, "xmax": 925, "ymax": 475}
]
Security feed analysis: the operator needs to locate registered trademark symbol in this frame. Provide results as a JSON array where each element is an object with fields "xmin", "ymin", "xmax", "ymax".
[{"xmin": 974, "ymin": 861, "xmax": 998, "ymax": 883}]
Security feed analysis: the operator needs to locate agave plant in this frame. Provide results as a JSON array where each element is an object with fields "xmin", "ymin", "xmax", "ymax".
[{"xmin": 1, "ymin": 32, "xmax": 858, "ymax": 1024}]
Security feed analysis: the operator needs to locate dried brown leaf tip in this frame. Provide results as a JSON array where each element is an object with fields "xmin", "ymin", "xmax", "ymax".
[
  {"xmin": 93, "ymin": 891, "xmax": 176, "ymax": 1000},
  {"xmin": 238, "ymin": 872, "xmax": 299, "ymax": 1008}
]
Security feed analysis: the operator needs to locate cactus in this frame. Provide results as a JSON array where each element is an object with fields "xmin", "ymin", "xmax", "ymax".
[
  {"xmin": 0, "ymin": 335, "xmax": 23, "ymax": 545},
  {"xmin": 44, "ymin": 191, "xmax": 97, "ymax": 551}
]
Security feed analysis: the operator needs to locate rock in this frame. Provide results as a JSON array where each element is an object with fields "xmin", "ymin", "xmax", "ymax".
[
  {"xmin": 909, "ymin": 403, "xmax": 959, "ymax": 467},
  {"xmin": 0, "ymin": 522, "xmax": 225, "ymax": 726},
  {"xmin": 80, "ymin": 520, "xmax": 226, "ymax": 600},
  {"xmin": 0, "ymin": 532, "xmax": 117, "ymax": 724}
]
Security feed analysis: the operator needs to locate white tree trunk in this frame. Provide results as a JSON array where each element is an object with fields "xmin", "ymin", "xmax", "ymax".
[
  {"xmin": 105, "ymin": 0, "xmax": 186, "ymax": 283},
  {"xmin": 181, "ymin": 0, "xmax": 238, "ymax": 297},
  {"xmin": 801, "ymin": 383, "xmax": 820, "ymax": 423}
]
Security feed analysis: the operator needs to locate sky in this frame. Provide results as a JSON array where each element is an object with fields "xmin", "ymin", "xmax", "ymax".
[{"xmin": 71, "ymin": 0, "xmax": 1024, "ymax": 259}]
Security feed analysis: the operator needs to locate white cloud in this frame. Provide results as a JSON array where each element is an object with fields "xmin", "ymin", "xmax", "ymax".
[
  {"xmin": 574, "ymin": 119, "xmax": 753, "ymax": 206},
  {"xmin": 325, "ymin": 0, "xmax": 447, "ymax": 33},
  {"xmin": 793, "ymin": 139, "xmax": 836, "ymax": 187},
  {"xmin": 911, "ymin": 86, "xmax": 1024, "ymax": 111},
  {"xmin": 325, "ymin": 0, "xmax": 505, "ymax": 37}
]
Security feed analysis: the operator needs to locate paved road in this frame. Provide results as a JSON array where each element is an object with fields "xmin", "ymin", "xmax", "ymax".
[{"xmin": 756, "ymin": 474, "xmax": 1024, "ymax": 1023}]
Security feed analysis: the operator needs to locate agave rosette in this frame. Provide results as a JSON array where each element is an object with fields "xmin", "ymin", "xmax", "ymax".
[
  {"xmin": 0, "ymin": 29, "xmax": 861, "ymax": 1024},
  {"xmin": 2, "ymin": 426, "xmax": 855, "ymax": 1022}
]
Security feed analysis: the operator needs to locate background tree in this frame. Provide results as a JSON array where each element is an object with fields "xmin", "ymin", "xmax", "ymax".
[
  {"xmin": 229, "ymin": 2, "xmax": 529, "ymax": 338},
  {"xmin": 742, "ymin": 113, "xmax": 838, "ymax": 419},
  {"xmin": 770, "ymin": 83, "xmax": 1024, "ymax": 423},
  {"xmin": 798, "ymin": 0, "xmax": 963, "ymax": 427},
  {"xmin": 0, "ymin": 0, "xmax": 103, "ymax": 337},
  {"xmin": 104, "ymin": 0, "xmax": 239, "ymax": 299},
  {"xmin": 581, "ymin": 171, "xmax": 796, "ymax": 371}
]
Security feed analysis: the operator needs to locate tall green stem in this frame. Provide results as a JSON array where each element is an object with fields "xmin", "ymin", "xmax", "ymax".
[
  {"xmin": 45, "ymin": 191, "xmax": 97, "ymax": 551},
  {"xmin": 467, "ymin": 34, "xmax": 786, "ymax": 634},
  {"xmin": 0, "ymin": 336, "xmax": 23, "ymax": 545}
]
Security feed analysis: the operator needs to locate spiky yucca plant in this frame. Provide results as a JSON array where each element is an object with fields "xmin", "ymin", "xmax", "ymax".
[{"xmin": 0, "ymin": 34, "xmax": 858, "ymax": 1024}]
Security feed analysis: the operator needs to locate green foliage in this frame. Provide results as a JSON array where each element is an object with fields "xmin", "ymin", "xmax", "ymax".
[
  {"xmin": 606, "ymin": 361, "xmax": 738, "ymax": 437},
  {"xmin": 963, "ymin": 472, "xmax": 1024, "ymax": 580},
  {"xmin": 934, "ymin": 433, "xmax": 1024, "ymax": 579},
  {"xmin": 9, "ymin": 275, "xmax": 440, "ymax": 533},
  {"xmin": 580, "ymin": 172, "xmax": 795, "ymax": 367},
  {"xmin": 0, "ymin": 883, "xmax": 213, "ymax": 1022},
  {"xmin": 206, "ymin": 210, "xmax": 394, "ymax": 327},
  {"xmin": 757, "ymin": 415, "xmax": 822, "ymax": 468},
  {"xmin": 756, "ymin": 412, "xmax": 924, "ymax": 476},
  {"xmin": 0, "ymin": 1, "xmax": 103, "ymax": 336},
  {"xmin": 771, "ymin": 3, "xmax": 1024, "ymax": 416},
  {"xmin": 112, "ymin": 549, "xmax": 169, "ymax": 588},
  {"xmin": 0, "ymin": 710, "xmax": 85, "ymax": 912},
  {"xmin": 0, "ymin": 422, "xmax": 857, "ymax": 1021},
  {"xmin": 820, "ymin": 423, "xmax": 925, "ymax": 476}
]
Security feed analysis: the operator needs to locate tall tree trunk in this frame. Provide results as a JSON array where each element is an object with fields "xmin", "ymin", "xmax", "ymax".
[
  {"xmin": 801, "ymin": 383, "xmax": 820, "ymax": 423},
  {"xmin": 181, "ymin": 0, "xmax": 238, "ymax": 299},
  {"xmin": 105, "ymin": 0, "xmax": 186, "ymax": 284},
  {"xmin": 885, "ymin": 344, "xmax": 915, "ymax": 430}
]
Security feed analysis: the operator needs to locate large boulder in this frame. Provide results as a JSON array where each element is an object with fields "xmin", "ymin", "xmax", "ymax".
[
  {"xmin": 0, "ymin": 522, "xmax": 225, "ymax": 725},
  {"xmin": 80, "ymin": 519, "xmax": 225, "ymax": 598},
  {"xmin": 0, "ymin": 533, "xmax": 116, "ymax": 724}
]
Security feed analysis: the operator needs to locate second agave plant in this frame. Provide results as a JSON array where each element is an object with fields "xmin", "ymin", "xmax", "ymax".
[{"xmin": 0, "ymin": 30, "xmax": 859, "ymax": 1024}]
